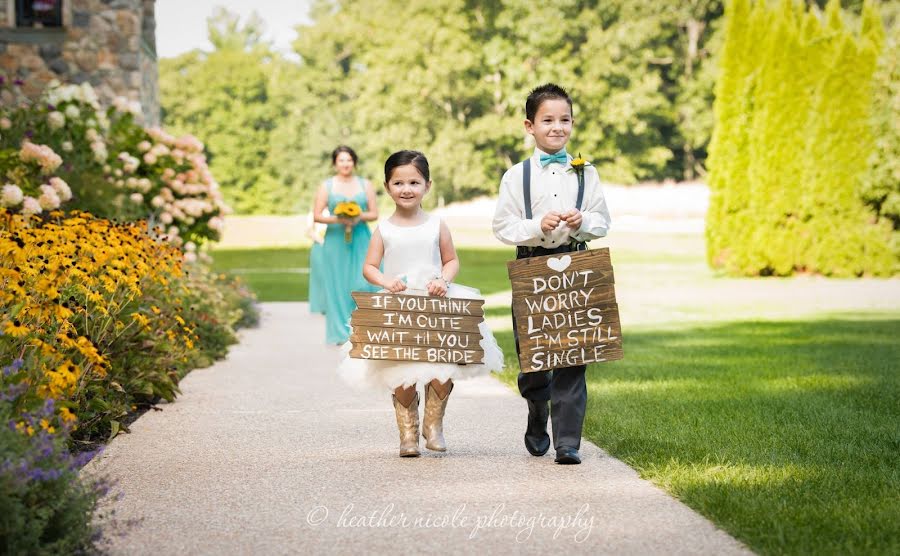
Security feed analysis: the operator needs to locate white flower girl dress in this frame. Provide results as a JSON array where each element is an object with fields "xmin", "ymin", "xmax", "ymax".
[{"xmin": 337, "ymin": 213, "xmax": 504, "ymax": 390}]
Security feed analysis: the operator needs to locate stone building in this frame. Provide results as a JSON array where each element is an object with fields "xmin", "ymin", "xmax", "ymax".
[{"xmin": 0, "ymin": 0, "xmax": 159, "ymax": 125}]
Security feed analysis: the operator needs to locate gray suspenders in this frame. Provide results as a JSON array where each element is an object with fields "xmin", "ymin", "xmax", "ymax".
[{"xmin": 520, "ymin": 158, "xmax": 585, "ymax": 220}]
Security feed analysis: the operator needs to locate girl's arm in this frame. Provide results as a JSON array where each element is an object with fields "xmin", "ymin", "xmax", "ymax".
[
  {"xmin": 426, "ymin": 219, "xmax": 459, "ymax": 297},
  {"xmin": 312, "ymin": 183, "xmax": 341, "ymax": 224},
  {"xmin": 363, "ymin": 229, "xmax": 405, "ymax": 292},
  {"xmin": 359, "ymin": 180, "xmax": 379, "ymax": 222}
]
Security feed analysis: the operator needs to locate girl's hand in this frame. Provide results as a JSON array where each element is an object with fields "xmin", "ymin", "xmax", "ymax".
[
  {"xmin": 383, "ymin": 276, "xmax": 407, "ymax": 293},
  {"xmin": 338, "ymin": 216, "xmax": 359, "ymax": 226},
  {"xmin": 540, "ymin": 211, "xmax": 562, "ymax": 232},
  {"xmin": 562, "ymin": 209, "xmax": 582, "ymax": 229},
  {"xmin": 426, "ymin": 278, "xmax": 448, "ymax": 297}
]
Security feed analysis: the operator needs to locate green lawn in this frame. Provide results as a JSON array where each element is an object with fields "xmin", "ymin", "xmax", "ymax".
[
  {"xmin": 495, "ymin": 318, "xmax": 900, "ymax": 555},
  {"xmin": 212, "ymin": 244, "xmax": 900, "ymax": 554},
  {"xmin": 211, "ymin": 247, "xmax": 310, "ymax": 302}
]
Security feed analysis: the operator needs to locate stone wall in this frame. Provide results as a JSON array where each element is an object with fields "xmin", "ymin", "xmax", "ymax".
[{"xmin": 0, "ymin": 0, "xmax": 159, "ymax": 125}]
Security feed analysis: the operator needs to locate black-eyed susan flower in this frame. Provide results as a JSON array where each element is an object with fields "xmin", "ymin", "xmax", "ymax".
[{"xmin": 3, "ymin": 319, "xmax": 29, "ymax": 337}]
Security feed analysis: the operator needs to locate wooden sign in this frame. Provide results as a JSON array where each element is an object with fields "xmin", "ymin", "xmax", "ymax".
[
  {"xmin": 508, "ymin": 248, "xmax": 623, "ymax": 373},
  {"xmin": 348, "ymin": 292, "xmax": 485, "ymax": 364}
]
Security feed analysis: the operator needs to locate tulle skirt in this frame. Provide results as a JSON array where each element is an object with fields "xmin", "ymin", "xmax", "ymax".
[{"xmin": 337, "ymin": 283, "xmax": 504, "ymax": 391}]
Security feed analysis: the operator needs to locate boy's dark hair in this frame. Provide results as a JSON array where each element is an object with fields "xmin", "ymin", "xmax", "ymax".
[
  {"xmin": 331, "ymin": 145, "xmax": 358, "ymax": 165},
  {"xmin": 525, "ymin": 83, "xmax": 573, "ymax": 122},
  {"xmin": 384, "ymin": 150, "xmax": 430, "ymax": 182}
]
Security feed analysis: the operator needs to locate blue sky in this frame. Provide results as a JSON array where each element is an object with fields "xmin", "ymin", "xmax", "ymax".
[{"xmin": 155, "ymin": 0, "xmax": 312, "ymax": 58}]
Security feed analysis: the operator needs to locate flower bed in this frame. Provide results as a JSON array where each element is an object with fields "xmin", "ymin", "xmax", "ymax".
[{"xmin": 0, "ymin": 77, "xmax": 258, "ymax": 550}]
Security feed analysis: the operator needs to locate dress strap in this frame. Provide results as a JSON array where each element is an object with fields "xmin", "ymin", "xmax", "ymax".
[
  {"xmin": 356, "ymin": 176, "xmax": 365, "ymax": 194},
  {"xmin": 326, "ymin": 177, "xmax": 333, "ymax": 194}
]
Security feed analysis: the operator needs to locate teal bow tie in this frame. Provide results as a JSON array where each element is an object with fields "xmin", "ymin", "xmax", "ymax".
[{"xmin": 539, "ymin": 150, "xmax": 568, "ymax": 167}]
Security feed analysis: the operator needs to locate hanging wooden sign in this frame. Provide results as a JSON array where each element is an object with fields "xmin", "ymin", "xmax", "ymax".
[
  {"xmin": 348, "ymin": 292, "xmax": 485, "ymax": 364},
  {"xmin": 508, "ymin": 248, "xmax": 623, "ymax": 373}
]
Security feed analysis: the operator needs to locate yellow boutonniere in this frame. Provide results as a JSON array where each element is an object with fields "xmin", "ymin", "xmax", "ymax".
[{"xmin": 568, "ymin": 153, "xmax": 590, "ymax": 179}]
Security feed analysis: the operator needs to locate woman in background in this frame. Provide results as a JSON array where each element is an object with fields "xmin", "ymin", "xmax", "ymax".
[{"xmin": 312, "ymin": 145, "xmax": 379, "ymax": 344}]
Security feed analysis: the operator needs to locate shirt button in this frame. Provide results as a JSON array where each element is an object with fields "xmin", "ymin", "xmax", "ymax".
[
  {"xmin": 551, "ymin": 240, "xmax": 556, "ymax": 245},
  {"xmin": 554, "ymin": 194, "xmax": 557, "ymax": 197},
  {"xmin": 540, "ymin": 238, "xmax": 544, "ymax": 242}
]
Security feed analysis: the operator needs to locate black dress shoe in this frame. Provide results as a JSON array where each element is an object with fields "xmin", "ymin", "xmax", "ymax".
[
  {"xmin": 524, "ymin": 399, "xmax": 550, "ymax": 456},
  {"xmin": 554, "ymin": 447, "xmax": 581, "ymax": 464}
]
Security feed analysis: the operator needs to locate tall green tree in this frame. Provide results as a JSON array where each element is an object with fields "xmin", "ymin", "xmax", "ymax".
[
  {"xmin": 706, "ymin": 0, "xmax": 894, "ymax": 277},
  {"xmin": 160, "ymin": 8, "xmax": 295, "ymax": 214},
  {"xmin": 287, "ymin": 0, "xmax": 724, "ymax": 205}
]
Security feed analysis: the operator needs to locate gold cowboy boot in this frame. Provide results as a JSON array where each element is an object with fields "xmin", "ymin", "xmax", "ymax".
[
  {"xmin": 392, "ymin": 391, "xmax": 420, "ymax": 457},
  {"xmin": 422, "ymin": 381, "xmax": 453, "ymax": 452}
]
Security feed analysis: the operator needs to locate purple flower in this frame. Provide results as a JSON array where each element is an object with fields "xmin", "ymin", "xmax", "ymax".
[
  {"xmin": 0, "ymin": 76, "xmax": 5, "ymax": 85},
  {"xmin": 13, "ymin": 78, "xmax": 23, "ymax": 86},
  {"xmin": 24, "ymin": 129, "xmax": 33, "ymax": 138},
  {"xmin": 47, "ymin": 104, "xmax": 56, "ymax": 111}
]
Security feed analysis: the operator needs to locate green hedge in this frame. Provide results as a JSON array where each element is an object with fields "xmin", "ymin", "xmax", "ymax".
[{"xmin": 706, "ymin": 0, "xmax": 895, "ymax": 277}]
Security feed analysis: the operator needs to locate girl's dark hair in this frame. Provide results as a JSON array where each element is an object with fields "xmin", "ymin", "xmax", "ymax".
[
  {"xmin": 331, "ymin": 145, "xmax": 358, "ymax": 165},
  {"xmin": 525, "ymin": 83, "xmax": 573, "ymax": 122},
  {"xmin": 384, "ymin": 150, "xmax": 430, "ymax": 182}
]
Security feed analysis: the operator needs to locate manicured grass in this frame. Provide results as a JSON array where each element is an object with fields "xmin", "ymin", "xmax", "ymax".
[
  {"xmin": 211, "ymin": 247, "xmax": 310, "ymax": 302},
  {"xmin": 494, "ymin": 316, "xmax": 900, "ymax": 555},
  {"xmin": 211, "ymin": 247, "xmax": 511, "ymax": 301}
]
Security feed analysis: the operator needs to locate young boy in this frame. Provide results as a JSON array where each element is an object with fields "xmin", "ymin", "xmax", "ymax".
[{"xmin": 492, "ymin": 83, "xmax": 611, "ymax": 465}]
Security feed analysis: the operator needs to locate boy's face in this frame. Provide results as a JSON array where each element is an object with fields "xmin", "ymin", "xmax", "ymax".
[{"xmin": 525, "ymin": 98, "xmax": 573, "ymax": 154}]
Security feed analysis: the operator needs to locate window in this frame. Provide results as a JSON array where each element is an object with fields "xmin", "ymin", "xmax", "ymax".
[{"xmin": 15, "ymin": 0, "xmax": 63, "ymax": 28}]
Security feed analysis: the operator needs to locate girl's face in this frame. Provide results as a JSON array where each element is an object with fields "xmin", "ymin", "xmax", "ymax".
[
  {"xmin": 334, "ymin": 152, "xmax": 355, "ymax": 176},
  {"xmin": 385, "ymin": 164, "xmax": 430, "ymax": 211}
]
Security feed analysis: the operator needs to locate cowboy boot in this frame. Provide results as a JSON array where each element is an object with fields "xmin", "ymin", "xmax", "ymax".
[
  {"xmin": 392, "ymin": 391, "xmax": 420, "ymax": 457},
  {"xmin": 422, "ymin": 381, "xmax": 453, "ymax": 452}
]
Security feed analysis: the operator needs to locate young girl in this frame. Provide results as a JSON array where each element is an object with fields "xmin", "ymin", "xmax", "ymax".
[{"xmin": 338, "ymin": 150, "xmax": 504, "ymax": 457}]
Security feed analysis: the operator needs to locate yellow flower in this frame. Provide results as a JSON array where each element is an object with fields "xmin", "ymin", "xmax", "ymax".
[
  {"xmin": 567, "ymin": 152, "xmax": 590, "ymax": 179},
  {"xmin": 334, "ymin": 201, "xmax": 362, "ymax": 218},
  {"xmin": 3, "ymin": 320, "xmax": 30, "ymax": 337},
  {"xmin": 59, "ymin": 407, "xmax": 77, "ymax": 423},
  {"xmin": 132, "ymin": 313, "xmax": 150, "ymax": 327},
  {"xmin": 150, "ymin": 305, "xmax": 161, "ymax": 315}
]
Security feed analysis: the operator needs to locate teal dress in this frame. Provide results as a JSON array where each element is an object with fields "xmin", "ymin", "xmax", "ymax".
[
  {"xmin": 322, "ymin": 177, "xmax": 377, "ymax": 344},
  {"xmin": 308, "ymin": 241, "xmax": 326, "ymax": 315}
]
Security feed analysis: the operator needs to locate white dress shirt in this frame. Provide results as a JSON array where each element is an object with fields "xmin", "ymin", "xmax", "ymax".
[{"xmin": 492, "ymin": 148, "xmax": 611, "ymax": 247}]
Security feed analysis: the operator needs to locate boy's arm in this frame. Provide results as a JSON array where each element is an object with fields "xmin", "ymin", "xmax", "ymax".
[
  {"xmin": 569, "ymin": 167, "xmax": 611, "ymax": 241},
  {"xmin": 492, "ymin": 168, "xmax": 544, "ymax": 246}
]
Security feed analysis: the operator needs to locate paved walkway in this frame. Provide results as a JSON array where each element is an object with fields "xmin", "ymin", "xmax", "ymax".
[{"xmin": 85, "ymin": 303, "xmax": 752, "ymax": 555}]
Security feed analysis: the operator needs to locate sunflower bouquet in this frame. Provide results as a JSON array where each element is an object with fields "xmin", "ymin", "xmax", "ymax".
[{"xmin": 333, "ymin": 200, "xmax": 362, "ymax": 242}]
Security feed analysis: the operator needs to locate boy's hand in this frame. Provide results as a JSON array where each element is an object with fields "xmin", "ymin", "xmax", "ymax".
[
  {"xmin": 540, "ymin": 211, "xmax": 562, "ymax": 232},
  {"xmin": 383, "ymin": 277, "xmax": 407, "ymax": 293},
  {"xmin": 561, "ymin": 209, "xmax": 583, "ymax": 229},
  {"xmin": 426, "ymin": 279, "xmax": 447, "ymax": 297}
]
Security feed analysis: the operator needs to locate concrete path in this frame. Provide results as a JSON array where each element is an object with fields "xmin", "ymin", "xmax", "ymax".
[{"xmin": 85, "ymin": 303, "xmax": 752, "ymax": 555}]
